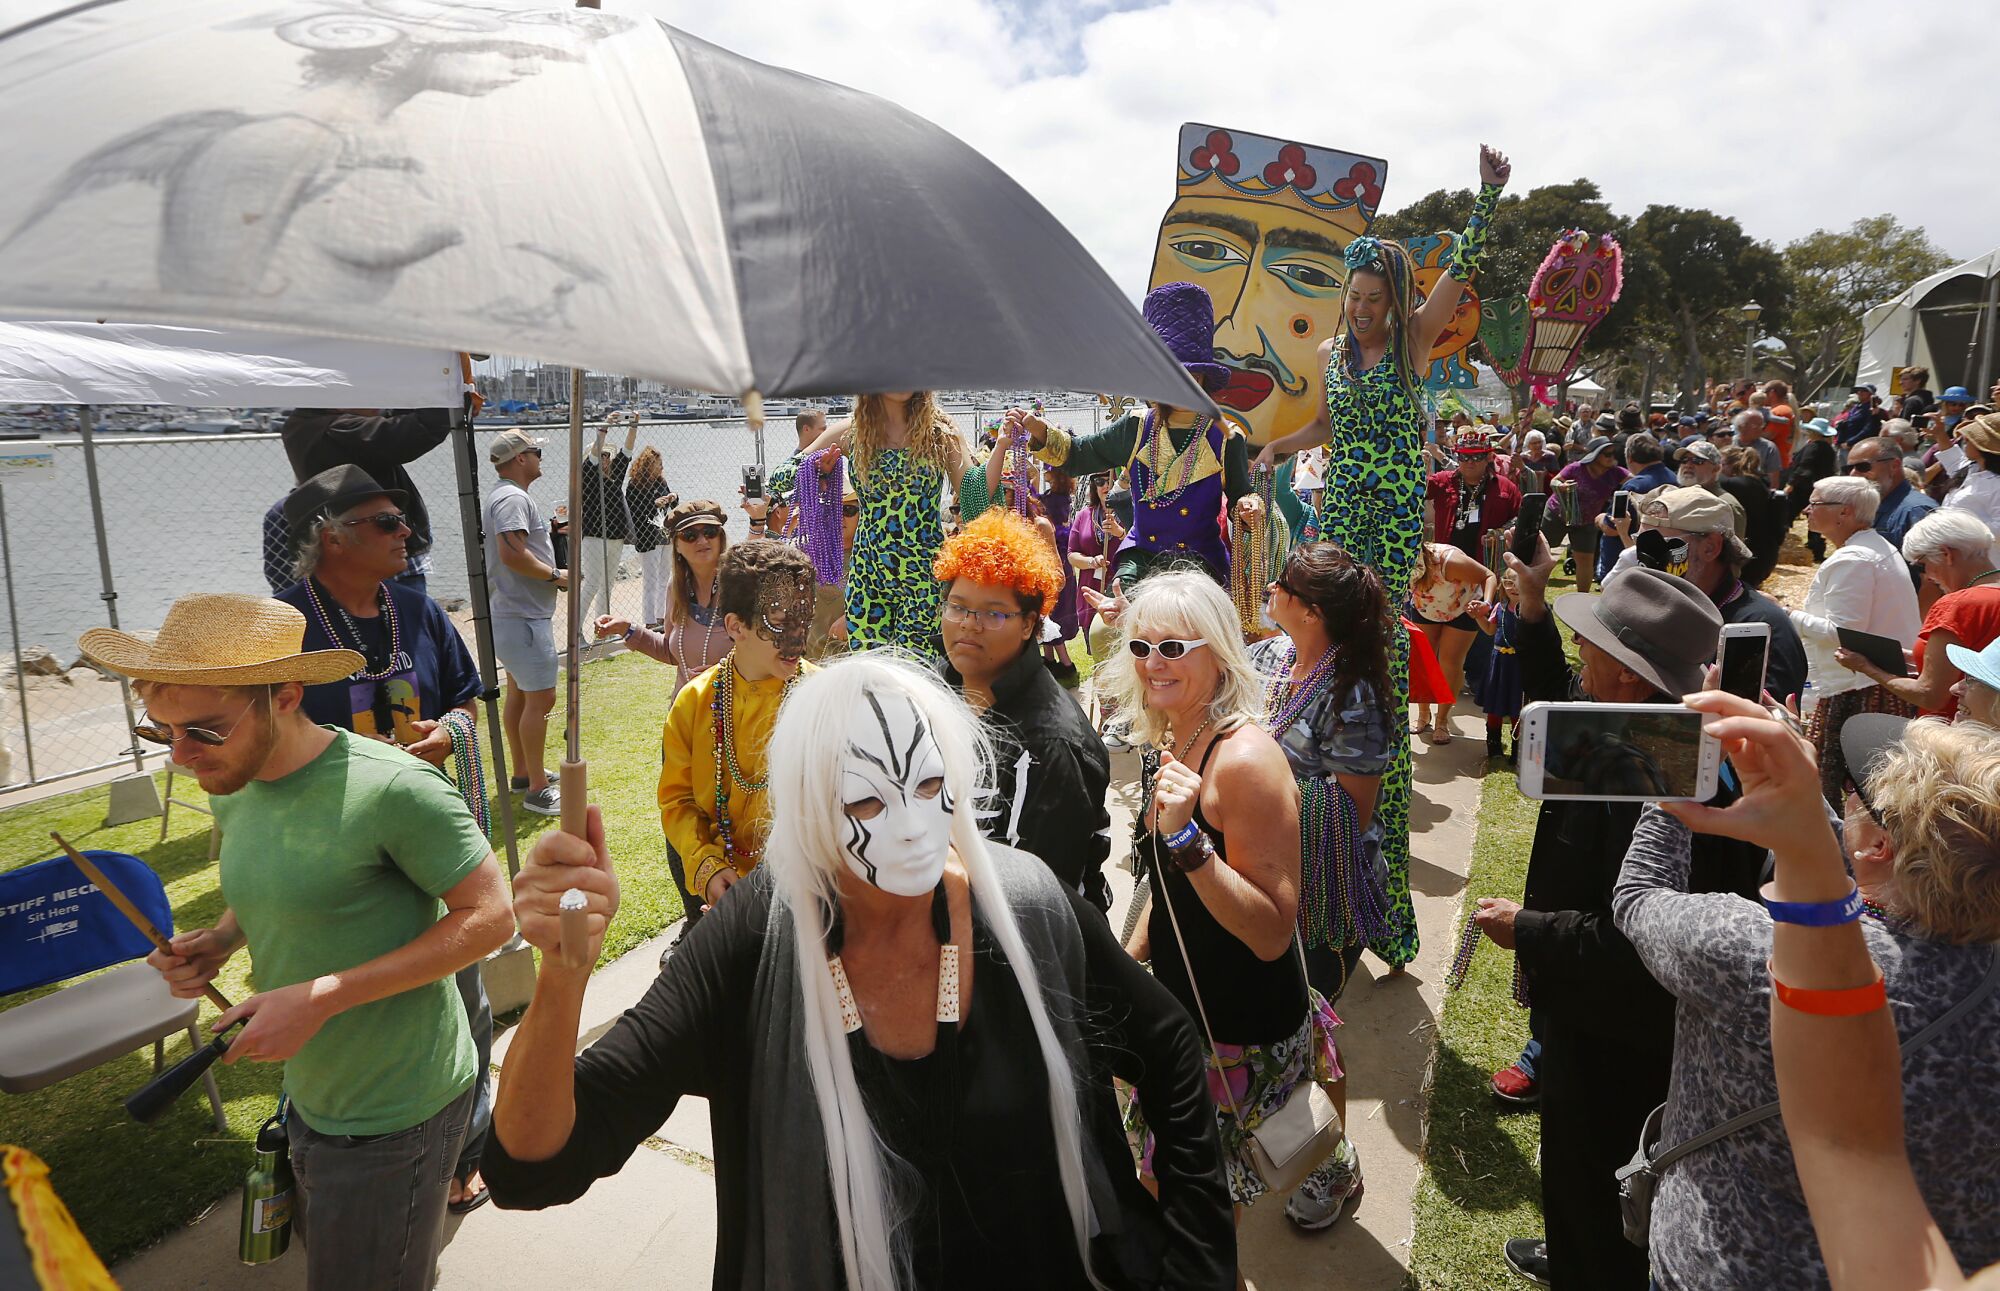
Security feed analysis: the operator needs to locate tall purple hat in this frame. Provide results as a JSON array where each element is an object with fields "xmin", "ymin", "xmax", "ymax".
[{"xmin": 1143, "ymin": 282, "xmax": 1232, "ymax": 392}]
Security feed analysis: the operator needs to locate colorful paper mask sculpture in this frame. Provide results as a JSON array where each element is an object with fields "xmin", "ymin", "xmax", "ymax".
[
  {"xmin": 1478, "ymin": 293, "xmax": 1531, "ymax": 380},
  {"xmin": 1401, "ymin": 231, "xmax": 1481, "ymax": 390},
  {"xmin": 1150, "ymin": 123, "xmax": 1389, "ymax": 446},
  {"xmin": 1520, "ymin": 230, "xmax": 1623, "ymax": 383}
]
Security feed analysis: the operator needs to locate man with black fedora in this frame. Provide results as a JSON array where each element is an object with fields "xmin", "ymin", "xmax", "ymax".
[
  {"xmin": 82, "ymin": 593, "xmax": 513, "ymax": 1290},
  {"xmin": 273, "ymin": 464, "xmax": 497, "ymax": 1214},
  {"xmin": 1471, "ymin": 537, "xmax": 1766, "ymax": 1290}
]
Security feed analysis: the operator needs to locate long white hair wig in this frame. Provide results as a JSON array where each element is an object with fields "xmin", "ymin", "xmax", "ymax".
[{"xmin": 760, "ymin": 651, "xmax": 1104, "ymax": 1290}]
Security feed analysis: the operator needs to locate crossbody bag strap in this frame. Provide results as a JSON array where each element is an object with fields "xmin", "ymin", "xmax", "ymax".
[{"xmin": 1653, "ymin": 945, "xmax": 2000, "ymax": 1174}]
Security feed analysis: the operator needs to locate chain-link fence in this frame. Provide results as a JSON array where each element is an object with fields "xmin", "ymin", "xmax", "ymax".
[{"xmin": 0, "ymin": 404, "xmax": 1109, "ymax": 800}]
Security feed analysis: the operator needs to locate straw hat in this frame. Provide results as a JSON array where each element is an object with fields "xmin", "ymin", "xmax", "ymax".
[{"xmin": 80, "ymin": 594, "xmax": 363, "ymax": 686}]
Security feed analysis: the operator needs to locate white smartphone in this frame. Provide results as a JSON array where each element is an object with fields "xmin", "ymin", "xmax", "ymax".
[
  {"xmin": 1717, "ymin": 621, "xmax": 1772, "ymax": 702},
  {"xmin": 1515, "ymin": 701, "xmax": 1723, "ymax": 802}
]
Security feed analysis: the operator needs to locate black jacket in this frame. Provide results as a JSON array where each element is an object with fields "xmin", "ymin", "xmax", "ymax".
[
  {"xmin": 580, "ymin": 450, "xmax": 633, "ymax": 541},
  {"xmin": 1717, "ymin": 475, "xmax": 1785, "ymax": 587},
  {"xmin": 938, "ymin": 644, "xmax": 1113, "ymax": 911},
  {"xmin": 281, "ymin": 408, "xmax": 452, "ymax": 556},
  {"xmin": 1785, "ymin": 438, "xmax": 1838, "ymax": 506}
]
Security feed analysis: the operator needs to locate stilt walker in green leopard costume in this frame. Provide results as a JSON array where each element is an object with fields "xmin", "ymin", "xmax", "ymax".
[{"xmin": 1259, "ymin": 145, "xmax": 1510, "ymax": 967}]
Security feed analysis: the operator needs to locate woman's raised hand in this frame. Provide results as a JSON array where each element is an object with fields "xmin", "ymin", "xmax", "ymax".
[
  {"xmin": 1479, "ymin": 144, "xmax": 1512, "ymax": 187},
  {"xmin": 1662, "ymin": 691, "xmax": 1830, "ymax": 856}
]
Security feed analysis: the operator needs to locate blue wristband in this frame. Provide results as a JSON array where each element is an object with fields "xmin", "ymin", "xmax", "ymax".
[
  {"xmin": 1162, "ymin": 821, "xmax": 1200, "ymax": 850},
  {"xmin": 1760, "ymin": 882, "xmax": 1863, "ymax": 927}
]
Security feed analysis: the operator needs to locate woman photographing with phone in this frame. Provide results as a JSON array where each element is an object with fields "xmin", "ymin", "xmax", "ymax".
[{"xmin": 1102, "ymin": 572, "xmax": 1362, "ymax": 1246}]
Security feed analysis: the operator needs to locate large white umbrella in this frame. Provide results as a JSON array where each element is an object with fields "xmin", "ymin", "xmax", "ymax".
[{"xmin": 0, "ymin": 0, "xmax": 1209, "ymax": 409}]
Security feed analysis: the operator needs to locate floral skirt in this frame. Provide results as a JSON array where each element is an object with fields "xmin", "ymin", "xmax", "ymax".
[{"xmin": 1128, "ymin": 992, "xmax": 1343, "ymax": 1206}]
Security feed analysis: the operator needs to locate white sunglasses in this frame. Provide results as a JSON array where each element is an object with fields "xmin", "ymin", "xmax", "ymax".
[{"xmin": 1127, "ymin": 637, "xmax": 1208, "ymax": 660}]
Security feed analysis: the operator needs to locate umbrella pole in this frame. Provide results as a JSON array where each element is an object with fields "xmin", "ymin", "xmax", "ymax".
[{"xmin": 557, "ymin": 366, "xmax": 591, "ymax": 968}]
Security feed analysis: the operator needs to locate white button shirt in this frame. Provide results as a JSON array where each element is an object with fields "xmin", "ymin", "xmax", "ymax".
[
  {"xmin": 1789, "ymin": 526, "xmax": 1924, "ymax": 698},
  {"xmin": 1944, "ymin": 465, "xmax": 2000, "ymax": 536}
]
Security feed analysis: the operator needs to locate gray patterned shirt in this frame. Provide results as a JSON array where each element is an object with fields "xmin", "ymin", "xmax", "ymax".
[{"xmin": 1612, "ymin": 805, "xmax": 2000, "ymax": 1290}]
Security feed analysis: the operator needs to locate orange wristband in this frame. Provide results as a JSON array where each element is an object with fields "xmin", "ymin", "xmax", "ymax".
[{"xmin": 1769, "ymin": 962, "xmax": 1888, "ymax": 1016}]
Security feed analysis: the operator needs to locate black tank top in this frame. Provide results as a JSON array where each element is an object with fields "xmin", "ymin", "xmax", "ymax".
[{"xmin": 1145, "ymin": 737, "xmax": 1309, "ymax": 1046}]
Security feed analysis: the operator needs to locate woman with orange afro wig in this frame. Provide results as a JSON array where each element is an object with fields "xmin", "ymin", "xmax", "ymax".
[{"xmin": 934, "ymin": 512, "xmax": 1116, "ymax": 911}]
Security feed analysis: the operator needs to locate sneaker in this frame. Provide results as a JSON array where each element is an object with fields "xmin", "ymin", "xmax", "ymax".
[
  {"xmin": 510, "ymin": 768, "xmax": 555, "ymax": 792},
  {"xmin": 1101, "ymin": 722, "xmax": 1132, "ymax": 753},
  {"xmin": 1504, "ymin": 1237, "xmax": 1551, "ymax": 1286},
  {"xmin": 1491, "ymin": 1062, "xmax": 1540, "ymax": 1105},
  {"xmin": 522, "ymin": 785, "xmax": 561, "ymax": 816},
  {"xmin": 1284, "ymin": 1137, "xmax": 1363, "ymax": 1231}
]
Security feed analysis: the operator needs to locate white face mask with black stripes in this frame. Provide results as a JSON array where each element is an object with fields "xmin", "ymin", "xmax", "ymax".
[{"xmin": 838, "ymin": 690, "xmax": 953, "ymax": 897}]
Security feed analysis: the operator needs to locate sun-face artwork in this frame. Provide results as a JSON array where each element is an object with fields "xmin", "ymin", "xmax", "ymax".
[
  {"xmin": 1401, "ymin": 232, "xmax": 1481, "ymax": 390},
  {"xmin": 1149, "ymin": 124, "xmax": 1388, "ymax": 447}
]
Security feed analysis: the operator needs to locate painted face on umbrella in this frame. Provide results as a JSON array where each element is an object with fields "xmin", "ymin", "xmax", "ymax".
[
  {"xmin": 838, "ymin": 689, "xmax": 953, "ymax": 897},
  {"xmin": 1150, "ymin": 125, "xmax": 1386, "ymax": 447}
]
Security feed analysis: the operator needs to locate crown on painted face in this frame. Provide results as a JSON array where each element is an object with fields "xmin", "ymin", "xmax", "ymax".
[{"xmin": 1175, "ymin": 123, "xmax": 1389, "ymax": 226}]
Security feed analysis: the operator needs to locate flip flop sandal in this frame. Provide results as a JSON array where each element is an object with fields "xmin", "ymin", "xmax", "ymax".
[
  {"xmin": 1430, "ymin": 724, "xmax": 1453, "ymax": 745},
  {"xmin": 449, "ymin": 1184, "xmax": 491, "ymax": 1216}
]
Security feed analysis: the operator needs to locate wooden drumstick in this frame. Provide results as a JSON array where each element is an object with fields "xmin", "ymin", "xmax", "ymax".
[{"xmin": 53, "ymin": 832, "xmax": 233, "ymax": 1014}]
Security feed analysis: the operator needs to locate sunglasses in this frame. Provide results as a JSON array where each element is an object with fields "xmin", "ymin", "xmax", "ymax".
[
  {"xmin": 676, "ymin": 524, "xmax": 723, "ymax": 542},
  {"xmin": 842, "ymin": 503, "xmax": 861, "ymax": 518},
  {"xmin": 1127, "ymin": 637, "xmax": 1208, "ymax": 660},
  {"xmin": 133, "ymin": 697, "xmax": 260, "ymax": 748},
  {"xmin": 1842, "ymin": 779, "xmax": 1884, "ymax": 827},
  {"xmin": 339, "ymin": 511, "xmax": 410, "ymax": 534}
]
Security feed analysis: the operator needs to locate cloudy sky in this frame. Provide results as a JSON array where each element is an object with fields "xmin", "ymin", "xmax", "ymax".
[{"xmin": 644, "ymin": 0, "xmax": 1991, "ymax": 297}]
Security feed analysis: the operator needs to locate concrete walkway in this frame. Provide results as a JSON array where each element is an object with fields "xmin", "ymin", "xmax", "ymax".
[{"xmin": 115, "ymin": 711, "xmax": 1489, "ymax": 1291}]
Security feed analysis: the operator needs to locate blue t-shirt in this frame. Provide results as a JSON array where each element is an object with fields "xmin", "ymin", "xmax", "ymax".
[{"xmin": 274, "ymin": 579, "xmax": 481, "ymax": 741}]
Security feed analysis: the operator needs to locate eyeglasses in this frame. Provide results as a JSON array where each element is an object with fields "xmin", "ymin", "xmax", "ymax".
[
  {"xmin": 133, "ymin": 697, "xmax": 259, "ymax": 748},
  {"xmin": 841, "ymin": 503, "xmax": 861, "ymax": 518},
  {"xmin": 1127, "ymin": 637, "xmax": 1208, "ymax": 660},
  {"xmin": 940, "ymin": 600, "xmax": 1022, "ymax": 631},
  {"xmin": 1842, "ymin": 780, "xmax": 1884, "ymax": 827},
  {"xmin": 676, "ymin": 525, "xmax": 723, "ymax": 542},
  {"xmin": 339, "ymin": 511, "xmax": 410, "ymax": 534}
]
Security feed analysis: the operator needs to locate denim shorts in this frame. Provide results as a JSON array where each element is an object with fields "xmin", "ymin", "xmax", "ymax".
[{"xmin": 492, "ymin": 615, "xmax": 558, "ymax": 691}]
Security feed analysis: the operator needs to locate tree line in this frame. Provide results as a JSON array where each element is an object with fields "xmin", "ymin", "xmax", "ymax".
[{"xmin": 1372, "ymin": 181, "xmax": 1954, "ymax": 410}]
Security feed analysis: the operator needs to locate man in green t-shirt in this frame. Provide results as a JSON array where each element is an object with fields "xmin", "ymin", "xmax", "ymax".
[{"xmin": 81, "ymin": 593, "xmax": 513, "ymax": 1291}]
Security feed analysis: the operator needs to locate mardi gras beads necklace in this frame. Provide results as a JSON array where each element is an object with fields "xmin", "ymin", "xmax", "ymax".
[
  {"xmin": 710, "ymin": 652, "xmax": 800, "ymax": 867},
  {"xmin": 302, "ymin": 576, "xmax": 399, "ymax": 680},
  {"xmin": 1143, "ymin": 409, "xmax": 1214, "ymax": 507},
  {"xmin": 1260, "ymin": 642, "xmax": 1341, "ymax": 733}
]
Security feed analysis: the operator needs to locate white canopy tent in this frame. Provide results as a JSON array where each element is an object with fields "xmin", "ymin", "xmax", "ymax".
[
  {"xmin": 1856, "ymin": 248, "xmax": 2000, "ymax": 394},
  {"xmin": 0, "ymin": 320, "xmax": 461, "ymax": 407}
]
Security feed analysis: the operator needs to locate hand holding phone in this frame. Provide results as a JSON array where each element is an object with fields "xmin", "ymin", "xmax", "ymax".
[
  {"xmin": 1717, "ymin": 622, "xmax": 1771, "ymax": 701},
  {"xmin": 1515, "ymin": 701, "xmax": 1723, "ymax": 802},
  {"xmin": 740, "ymin": 463, "xmax": 764, "ymax": 500}
]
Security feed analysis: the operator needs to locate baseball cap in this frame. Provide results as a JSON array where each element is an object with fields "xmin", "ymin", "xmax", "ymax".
[
  {"xmin": 1677, "ymin": 414, "xmax": 1698, "ymax": 427},
  {"xmin": 1852, "ymin": 383, "xmax": 1877, "ymax": 395},
  {"xmin": 1840, "ymin": 713, "xmax": 1911, "ymax": 814},
  {"xmin": 490, "ymin": 428, "xmax": 544, "ymax": 465},
  {"xmin": 1676, "ymin": 439, "xmax": 1722, "ymax": 465},
  {"xmin": 1638, "ymin": 485, "xmax": 1735, "ymax": 534}
]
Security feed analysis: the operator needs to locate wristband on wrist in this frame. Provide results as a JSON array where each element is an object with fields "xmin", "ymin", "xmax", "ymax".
[
  {"xmin": 1760, "ymin": 881, "xmax": 1863, "ymax": 926},
  {"xmin": 1161, "ymin": 821, "xmax": 1200, "ymax": 849},
  {"xmin": 1166, "ymin": 830, "xmax": 1214, "ymax": 874},
  {"xmin": 1769, "ymin": 961, "xmax": 1888, "ymax": 1016},
  {"xmin": 623, "ymin": 624, "xmax": 640, "ymax": 641}
]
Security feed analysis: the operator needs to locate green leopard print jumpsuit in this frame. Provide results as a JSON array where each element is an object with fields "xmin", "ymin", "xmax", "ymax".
[{"xmin": 1315, "ymin": 181, "xmax": 1500, "ymax": 967}]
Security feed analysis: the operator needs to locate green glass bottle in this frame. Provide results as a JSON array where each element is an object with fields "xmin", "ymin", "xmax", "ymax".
[{"xmin": 238, "ymin": 1111, "xmax": 294, "ymax": 1265}]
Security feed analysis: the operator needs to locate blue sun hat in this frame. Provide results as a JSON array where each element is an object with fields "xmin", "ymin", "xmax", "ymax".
[
  {"xmin": 1947, "ymin": 635, "xmax": 2000, "ymax": 695},
  {"xmin": 1142, "ymin": 282, "xmax": 1233, "ymax": 392},
  {"xmin": 1803, "ymin": 417, "xmax": 1836, "ymax": 437},
  {"xmin": 1940, "ymin": 385, "xmax": 1974, "ymax": 405}
]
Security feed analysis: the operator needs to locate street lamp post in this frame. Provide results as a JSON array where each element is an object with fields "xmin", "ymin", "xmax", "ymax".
[{"xmin": 1741, "ymin": 300, "xmax": 1763, "ymax": 381}]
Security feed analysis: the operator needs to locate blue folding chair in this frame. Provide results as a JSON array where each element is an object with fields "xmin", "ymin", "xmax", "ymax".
[{"xmin": 0, "ymin": 851, "xmax": 225, "ymax": 1129}]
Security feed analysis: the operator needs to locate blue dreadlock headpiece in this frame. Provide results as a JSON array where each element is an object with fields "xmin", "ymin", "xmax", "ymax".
[{"xmin": 1344, "ymin": 236, "xmax": 1384, "ymax": 272}]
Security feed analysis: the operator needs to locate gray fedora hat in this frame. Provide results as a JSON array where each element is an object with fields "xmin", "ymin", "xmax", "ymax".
[{"xmin": 1552, "ymin": 567, "xmax": 1722, "ymax": 698}]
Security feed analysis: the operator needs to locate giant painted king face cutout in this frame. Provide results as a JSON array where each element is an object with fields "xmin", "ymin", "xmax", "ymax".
[{"xmin": 1149, "ymin": 124, "xmax": 1388, "ymax": 446}]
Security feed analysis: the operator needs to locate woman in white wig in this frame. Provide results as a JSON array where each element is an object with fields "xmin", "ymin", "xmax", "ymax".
[{"xmin": 486, "ymin": 653, "xmax": 1234, "ymax": 1290}]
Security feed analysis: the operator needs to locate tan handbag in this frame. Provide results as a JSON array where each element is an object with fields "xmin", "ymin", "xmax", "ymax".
[{"xmin": 1151, "ymin": 830, "xmax": 1343, "ymax": 1194}]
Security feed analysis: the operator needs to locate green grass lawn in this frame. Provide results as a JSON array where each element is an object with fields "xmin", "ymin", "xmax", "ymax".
[{"xmin": 0, "ymin": 650, "xmax": 685, "ymax": 1265}]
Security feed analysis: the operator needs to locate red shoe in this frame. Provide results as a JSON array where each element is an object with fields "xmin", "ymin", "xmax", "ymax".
[{"xmin": 1490, "ymin": 1062, "xmax": 1540, "ymax": 1105}]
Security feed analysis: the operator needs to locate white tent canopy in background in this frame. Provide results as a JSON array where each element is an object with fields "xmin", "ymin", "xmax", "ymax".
[
  {"xmin": 1856, "ymin": 248, "xmax": 2000, "ymax": 393},
  {"xmin": 0, "ymin": 320, "xmax": 461, "ymax": 407}
]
